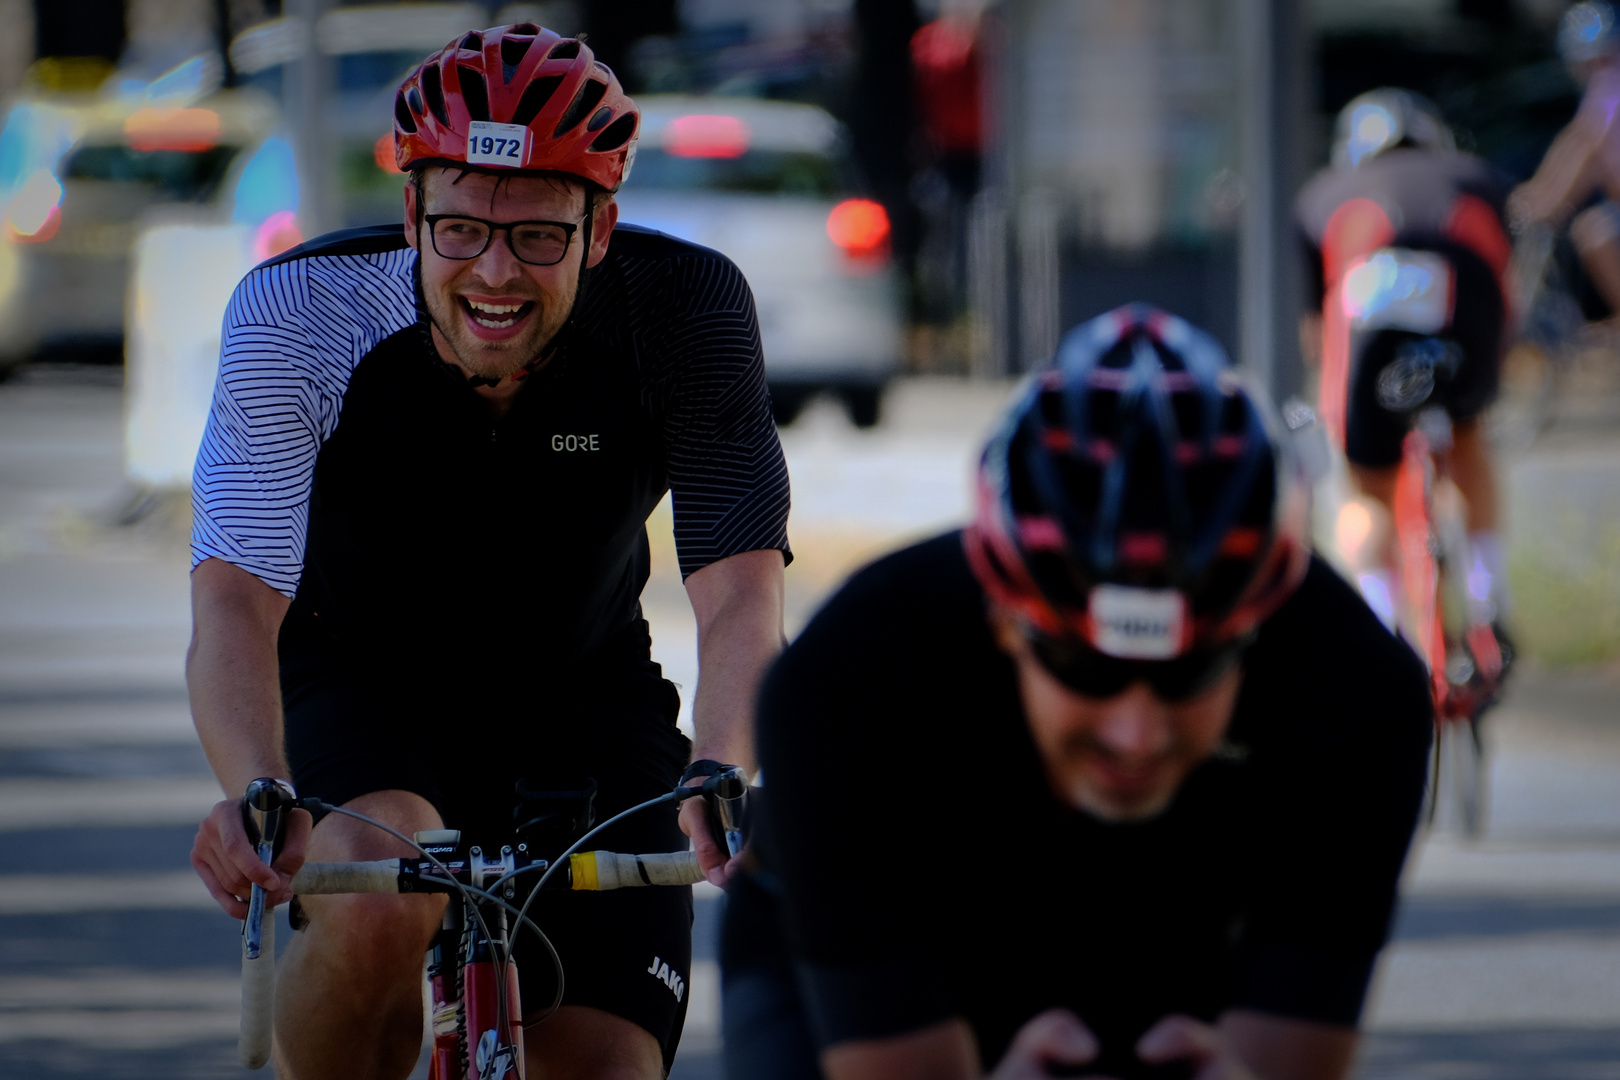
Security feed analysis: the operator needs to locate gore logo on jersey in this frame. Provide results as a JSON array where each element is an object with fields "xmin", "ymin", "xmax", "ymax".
[
  {"xmin": 1089, "ymin": 585, "xmax": 1186, "ymax": 659},
  {"xmin": 646, "ymin": 956, "xmax": 685, "ymax": 1001},
  {"xmin": 551, "ymin": 433, "xmax": 600, "ymax": 451}
]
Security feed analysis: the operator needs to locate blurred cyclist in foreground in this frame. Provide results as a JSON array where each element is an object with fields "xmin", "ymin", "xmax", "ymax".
[
  {"xmin": 1295, "ymin": 88, "xmax": 1514, "ymax": 698},
  {"xmin": 719, "ymin": 306, "xmax": 1433, "ymax": 1080},
  {"xmin": 1511, "ymin": 1, "xmax": 1620, "ymax": 321}
]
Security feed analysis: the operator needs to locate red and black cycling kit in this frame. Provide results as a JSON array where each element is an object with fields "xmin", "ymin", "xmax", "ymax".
[
  {"xmin": 191, "ymin": 222, "xmax": 791, "ymax": 1065},
  {"xmin": 1296, "ymin": 147, "xmax": 1513, "ymax": 467},
  {"xmin": 721, "ymin": 533, "xmax": 1431, "ymax": 1078}
]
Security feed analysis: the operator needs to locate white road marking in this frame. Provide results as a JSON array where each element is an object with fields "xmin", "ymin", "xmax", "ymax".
[
  {"xmin": 1406, "ymin": 835, "xmax": 1620, "ymax": 898},
  {"xmin": 0, "ymin": 777, "xmax": 221, "ymax": 831},
  {"xmin": 1367, "ymin": 934, "xmax": 1620, "ymax": 1029},
  {"xmin": 0, "ymin": 970, "xmax": 240, "ymax": 1047},
  {"xmin": 0, "ymin": 1009, "xmax": 239, "ymax": 1047},
  {"xmin": 0, "ymin": 872, "xmax": 214, "ymax": 914},
  {"xmin": 0, "ymin": 701, "xmax": 194, "ymax": 748}
]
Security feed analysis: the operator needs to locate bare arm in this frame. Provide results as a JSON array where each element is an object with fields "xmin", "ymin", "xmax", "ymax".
[
  {"xmin": 822, "ymin": 1019, "xmax": 980, "ymax": 1080},
  {"xmin": 1512, "ymin": 121, "xmax": 1604, "ymax": 227},
  {"xmin": 187, "ymin": 557, "xmax": 309, "ymax": 917},
  {"xmin": 1220, "ymin": 1010, "xmax": 1358, "ymax": 1080},
  {"xmin": 676, "ymin": 547, "xmax": 786, "ymax": 881}
]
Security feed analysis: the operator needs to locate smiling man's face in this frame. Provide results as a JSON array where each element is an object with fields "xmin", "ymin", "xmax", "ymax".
[{"xmin": 404, "ymin": 167, "xmax": 617, "ymax": 382}]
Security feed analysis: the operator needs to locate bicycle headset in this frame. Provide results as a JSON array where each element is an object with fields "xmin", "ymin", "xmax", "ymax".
[
  {"xmin": 391, "ymin": 24, "xmax": 640, "ymax": 385},
  {"xmin": 963, "ymin": 304, "xmax": 1310, "ymax": 700},
  {"xmin": 1331, "ymin": 88, "xmax": 1455, "ymax": 170},
  {"xmin": 1561, "ymin": 2, "xmax": 1620, "ymax": 68}
]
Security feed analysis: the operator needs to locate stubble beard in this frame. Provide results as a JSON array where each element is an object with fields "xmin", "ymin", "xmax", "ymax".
[{"xmin": 423, "ymin": 274, "xmax": 576, "ymax": 382}]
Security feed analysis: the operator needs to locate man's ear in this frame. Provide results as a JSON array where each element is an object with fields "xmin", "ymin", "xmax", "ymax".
[
  {"xmin": 586, "ymin": 196, "xmax": 619, "ymax": 269},
  {"xmin": 987, "ymin": 604, "xmax": 1026, "ymax": 658},
  {"xmin": 402, "ymin": 177, "xmax": 419, "ymax": 251}
]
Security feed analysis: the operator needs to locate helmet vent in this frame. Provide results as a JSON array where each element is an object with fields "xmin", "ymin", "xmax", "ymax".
[
  {"xmin": 509, "ymin": 22, "xmax": 539, "ymax": 34},
  {"xmin": 407, "ymin": 86, "xmax": 425, "ymax": 118},
  {"xmin": 500, "ymin": 34, "xmax": 533, "ymax": 79},
  {"xmin": 394, "ymin": 91, "xmax": 418, "ymax": 133},
  {"xmin": 457, "ymin": 66, "xmax": 491, "ymax": 122},
  {"xmin": 586, "ymin": 106, "xmax": 612, "ymax": 132},
  {"xmin": 460, "ymin": 32, "xmax": 483, "ymax": 52},
  {"xmin": 511, "ymin": 74, "xmax": 564, "ymax": 127},
  {"xmin": 421, "ymin": 65, "xmax": 449, "ymax": 125},
  {"xmin": 555, "ymin": 79, "xmax": 607, "ymax": 137},
  {"xmin": 548, "ymin": 40, "xmax": 581, "ymax": 60},
  {"xmin": 589, "ymin": 113, "xmax": 636, "ymax": 152}
]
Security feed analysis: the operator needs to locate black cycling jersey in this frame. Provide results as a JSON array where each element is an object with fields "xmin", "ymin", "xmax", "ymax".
[
  {"xmin": 1295, "ymin": 147, "xmax": 1510, "ymax": 310},
  {"xmin": 194, "ymin": 221, "xmax": 792, "ymax": 684},
  {"xmin": 722, "ymin": 532, "xmax": 1432, "ymax": 1074}
]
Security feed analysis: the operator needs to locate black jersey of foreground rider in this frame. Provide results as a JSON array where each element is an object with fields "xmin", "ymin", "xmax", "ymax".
[
  {"xmin": 191, "ymin": 223, "xmax": 790, "ymax": 679},
  {"xmin": 724, "ymin": 532, "xmax": 1431, "ymax": 1067}
]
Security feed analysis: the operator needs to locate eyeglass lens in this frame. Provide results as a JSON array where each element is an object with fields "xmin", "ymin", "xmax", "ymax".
[{"xmin": 431, "ymin": 217, "xmax": 573, "ymax": 266}]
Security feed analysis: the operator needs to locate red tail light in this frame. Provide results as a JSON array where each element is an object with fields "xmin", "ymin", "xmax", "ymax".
[{"xmin": 827, "ymin": 198, "xmax": 890, "ymax": 261}]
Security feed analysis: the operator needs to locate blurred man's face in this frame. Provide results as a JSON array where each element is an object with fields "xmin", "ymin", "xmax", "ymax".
[
  {"xmin": 403, "ymin": 168, "xmax": 616, "ymax": 381},
  {"xmin": 992, "ymin": 612, "xmax": 1241, "ymax": 822}
]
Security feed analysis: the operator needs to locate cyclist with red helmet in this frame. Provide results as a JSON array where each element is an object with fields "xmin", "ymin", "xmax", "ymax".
[
  {"xmin": 720, "ymin": 306, "xmax": 1432, "ymax": 1080},
  {"xmin": 186, "ymin": 25, "xmax": 788, "ymax": 1079}
]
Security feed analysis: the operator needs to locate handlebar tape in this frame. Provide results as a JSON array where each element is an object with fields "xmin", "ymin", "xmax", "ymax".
[
  {"xmin": 290, "ymin": 860, "xmax": 402, "ymax": 894},
  {"xmin": 570, "ymin": 850, "xmax": 703, "ymax": 890},
  {"xmin": 238, "ymin": 916, "xmax": 274, "ymax": 1069}
]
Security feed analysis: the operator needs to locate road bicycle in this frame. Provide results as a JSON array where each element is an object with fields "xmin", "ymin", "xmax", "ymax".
[
  {"xmin": 1330, "ymin": 246, "xmax": 1513, "ymax": 838},
  {"xmin": 235, "ymin": 767, "xmax": 748, "ymax": 1078}
]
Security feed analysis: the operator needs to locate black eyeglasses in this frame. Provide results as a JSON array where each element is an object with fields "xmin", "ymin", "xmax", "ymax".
[
  {"xmin": 1024, "ymin": 629, "xmax": 1250, "ymax": 702},
  {"xmin": 423, "ymin": 213, "xmax": 580, "ymax": 266}
]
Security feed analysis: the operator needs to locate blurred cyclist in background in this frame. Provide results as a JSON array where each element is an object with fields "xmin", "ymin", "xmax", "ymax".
[
  {"xmin": 1511, "ymin": 1, "xmax": 1620, "ymax": 321},
  {"xmin": 1295, "ymin": 88, "xmax": 1514, "ymax": 695},
  {"xmin": 720, "ymin": 306, "xmax": 1432, "ymax": 1080}
]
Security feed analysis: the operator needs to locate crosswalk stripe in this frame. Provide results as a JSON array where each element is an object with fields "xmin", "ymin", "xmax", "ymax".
[
  {"xmin": 1367, "ymin": 934, "xmax": 1620, "ymax": 1029},
  {"xmin": 0, "ymin": 777, "xmax": 221, "ymax": 831},
  {"xmin": 0, "ymin": 872, "xmax": 214, "ymax": 914},
  {"xmin": 1406, "ymin": 835, "xmax": 1620, "ymax": 898}
]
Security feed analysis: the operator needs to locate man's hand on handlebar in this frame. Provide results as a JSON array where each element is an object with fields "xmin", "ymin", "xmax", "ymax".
[
  {"xmin": 191, "ymin": 797, "xmax": 313, "ymax": 919},
  {"xmin": 677, "ymin": 783, "xmax": 733, "ymax": 887},
  {"xmin": 988, "ymin": 1009, "xmax": 1099, "ymax": 1079}
]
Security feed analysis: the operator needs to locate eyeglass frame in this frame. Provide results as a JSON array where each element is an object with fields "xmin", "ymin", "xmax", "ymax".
[
  {"xmin": 421, "ymin": 212, "xmax": 582, "ymax": 267},
  {"xmin": 1021, "ymin": 624, "xmax": 1253, "ymax": 703}
]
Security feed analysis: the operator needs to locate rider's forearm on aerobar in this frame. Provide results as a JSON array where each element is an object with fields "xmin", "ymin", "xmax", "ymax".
[
  {"xmin": 187, "ymin": 557, "xmax": 293, "ymax": 797},
  {"xmin": 685, "ymin": 549, "xmax": 786, "ymax": 770}
]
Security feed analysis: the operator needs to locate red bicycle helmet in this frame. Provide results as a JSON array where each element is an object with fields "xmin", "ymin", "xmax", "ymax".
[
  {"xmin": 965, "ymin": 304, "xmax": 1310, "ymax": 659},
  {"xmin": 393, "ymin": 24, "xmax": 640, "ymax": 191}
]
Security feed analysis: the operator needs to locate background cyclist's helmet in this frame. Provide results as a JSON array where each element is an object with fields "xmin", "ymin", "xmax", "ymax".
[
  {"xmin": 394, "ymin": 24, "xmax": 639, "ymax": 191},
  {"xmin": 1559, "ymin": 2, "xmax": 1620, "ymax": 67},
  {"xmin": 1331, "ymin": 88, "xmax": 1455, "ymax": 169},
  {"xmin": 964, "ymin": 304, "xmax": 1310, "ymax": 660}
]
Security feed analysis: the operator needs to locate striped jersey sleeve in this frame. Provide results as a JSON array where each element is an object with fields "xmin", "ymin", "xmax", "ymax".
[
  {"xmin": 190, "ymin": 241, "xmax": 418, "ymax": 596},
  {"xmin": 609, "ymin": 231, "xmax": 792, "ymax": 577}
]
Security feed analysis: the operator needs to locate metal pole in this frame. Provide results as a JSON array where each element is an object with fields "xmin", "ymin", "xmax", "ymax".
[
  {"xmin": 289, "ymin": 0, "xmax": 330, "ymax": 238},
  {"xmin": 1239, "ymin": 0, "xmax": 1275, "ymax": 395}
]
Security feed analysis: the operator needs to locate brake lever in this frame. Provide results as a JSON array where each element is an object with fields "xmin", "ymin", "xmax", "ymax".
[
  {"xmin": 241, "ymin": 778, "xmax": 297, "ymax": 959},
  {"xmin": 701, "ymin": 766, "xmax": 749, "ymax": 858}
]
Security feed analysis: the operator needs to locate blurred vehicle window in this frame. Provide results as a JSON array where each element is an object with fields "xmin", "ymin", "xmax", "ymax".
[
  {"xmin": 62, "ymin": 144, "xmax": 241, "ymax": 202},
  {"xmin": 628, "ymin": 147, "xmax": 842, "ymax": 197}
]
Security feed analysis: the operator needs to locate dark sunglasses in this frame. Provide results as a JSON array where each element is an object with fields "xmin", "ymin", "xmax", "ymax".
[{"xmin": 1025, "ymin": 629, "xmax": 1250, "ymax": 702}]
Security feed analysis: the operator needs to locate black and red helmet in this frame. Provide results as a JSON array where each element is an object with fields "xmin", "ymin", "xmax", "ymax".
[
  {"xmin": 964, "ymin": 304, "xmax": 1309, "ymax": 659},
  {"xmin": 393, "ymin": 24, "xmax": 640, "ymax": 191}
]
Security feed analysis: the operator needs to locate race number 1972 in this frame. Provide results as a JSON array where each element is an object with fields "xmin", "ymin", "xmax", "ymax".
[{"xmin": 466, "ymin": 121, "xmax": 528, "ymax": 167}]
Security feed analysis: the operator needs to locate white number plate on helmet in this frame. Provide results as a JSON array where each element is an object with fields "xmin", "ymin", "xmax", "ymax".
[
  {"xmin": 466, "ymin": 121, "xmax": 528, "ymax": 168},
  {"xmin": 1340, "ymin": 247, "xmax": 1453, "ymax": 334},
  {"xmin": 1088, "ymin": 585, "xmax": 1186, "ymax": 660}
]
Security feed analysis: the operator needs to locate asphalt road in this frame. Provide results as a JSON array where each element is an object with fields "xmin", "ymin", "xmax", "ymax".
[{"xmin": 2, "ymin": 368, "xmax": 1619, "ymax": 1079}]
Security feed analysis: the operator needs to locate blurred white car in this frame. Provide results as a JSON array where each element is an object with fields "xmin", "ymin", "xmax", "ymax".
[
  {"xmin": 0, "ymin": 89, "xmax": 295, "ymax": 372},
  {"xmin": 615, "ymin": 95, "xmax": 904, "ymax": 427}
]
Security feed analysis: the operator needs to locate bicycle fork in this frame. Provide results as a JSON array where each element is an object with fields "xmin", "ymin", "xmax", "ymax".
[{"xmin": 429, "ymin": 897, "xmax": 524, "ymax": 1080}]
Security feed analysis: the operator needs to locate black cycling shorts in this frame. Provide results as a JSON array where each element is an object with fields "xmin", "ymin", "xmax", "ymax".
[
  {"xmin": 1344, "ymin": 242, "xmax": 1504, "ymax": 469},
  {"xmin": 281, "ymin": 648, "xmax": 695, "ymax": 1069}
]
